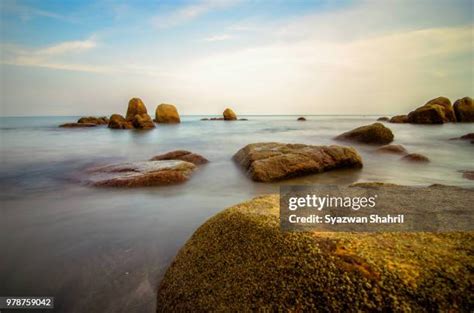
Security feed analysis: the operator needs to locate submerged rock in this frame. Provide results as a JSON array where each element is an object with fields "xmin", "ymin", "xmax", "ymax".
[
  {"xmin": 108, "ymin": 114, "xmax": 133, "ymax": 129},
  {"xmin": 376, "ymin": 144, "xmax": 407, "ymax": 155},
  {"xmin": 155, "ymin": 104, "xmax": 181, "ymax": 123},
  {"xmin": 59, "ymin": 122, "xmax": 97, "ymax": 128},
  {"xmin": 453, "ymin": 97, "xmax": 474, "ymax": 122},
  {"xmin": 151, "ymin": 150, "xmax": 208, "ymax": 165},
  {"xmin": 233, "ymin": 142, "xmax": 362, "ymax": 182},
  {"xmin": 460, "ymin": 170, "xmax": 474, "ymax": 180},
  {"xmin": 377, "ymin": 116, "xmax": 390, "ymax": 121},
  {"xmin": 389, "ymin": 115, "xmax": 408, "ymax": 123},
  {"xmin": 223, "ymin": 108, "xmax": 237, "ymax": 120},
  {"xmin": 402, "ymin": 153, "xmax": 430, "ymax": 163},
  {"xmin": 407, "ymin": 97, "xmax": 456, "ymax": 124},
  {"xmin": 157, "ymin": 188, "xmax": 474, "ymax": 312},
  {"xmin": 87, "ymin": 160, "xmax": 196, "ymax": 187},
  {"xmin": 336, "ymin": 122, "xmax": 394, "ymax": 145},
  {"xmin": 449, "ymin": 133, "xmax": 474, "ymax": 144}
]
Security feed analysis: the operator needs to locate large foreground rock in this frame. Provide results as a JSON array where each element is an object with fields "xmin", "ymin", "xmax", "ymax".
[
  {"xmin": 87, "ymin": 160, "xmax": 195, "ymax": 187},
  {"xmin": 233, "ymin": 142, "xmax": 362, "ymax": 182},
  {"xmin": 151, "ymin": 150, "xmax": 208, "ymax": 165},
  {"xmin": 453, "ymin": 97, "xmax": 474, "ymax": 122},
  {"xmin": 407, "ymin": 97, "xmax": 456, "ymax": 124},
  {"xmin": 155, "ymin": 104, "xmax": 181, "ymax": 123},
  {"xmin": 336, "ymin": 123, "xmax": 394, "ymax": 145},
  {"xmin": 157, "ymin": 186, "xmax": 473, "ymax": 312},
  {"xmin": 223, "ymin": 108, "xmax": 237, "ymax": 120}
]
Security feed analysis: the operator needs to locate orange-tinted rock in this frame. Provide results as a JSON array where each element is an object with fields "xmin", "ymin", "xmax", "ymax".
[
  {"xmin": 132, "ymin": 113, "xmax": 155, "ymax": 129},
  {"xmin": 78, "ymin": 116, "xmax": 109, "ymax": 125},
  {"xmin": 223, "ymin": 108, "xmax": 237, "ymax": 120},
  {"xmin": 389, "ymin": 115, "xmax": 408, "ymax": 123},
  {"xmin": 59, "ymin": 122, "xmax": 97, "ymax": 128},
  {"xmin": 155, "ymin": 103, "xmax": 181, "ymax": 123},
  {"xmin": 126, "ymin": 98, "xmax": 148, "ymax": 120},
  {"xmin": 377, "ymin": 117, "xmax": 390, "ymax": 122},
  {"xmin": 407, "ymin": 97, "xmax": 455, "ymax": 124}
]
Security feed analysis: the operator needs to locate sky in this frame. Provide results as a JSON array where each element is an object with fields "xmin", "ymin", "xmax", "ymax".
[{"xmin": 0, "ymin": 0, "xmax": 473, "ymax": 116}]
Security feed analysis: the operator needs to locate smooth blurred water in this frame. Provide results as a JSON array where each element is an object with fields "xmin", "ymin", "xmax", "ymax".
[{"xmin": 0, "ymin": 116, "xmax": 473, "ymax": 312}]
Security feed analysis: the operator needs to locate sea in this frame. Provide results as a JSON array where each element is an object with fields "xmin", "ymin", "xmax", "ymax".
[{"xmin": 1, "ymin": 115, "xmax": 473, "ymax": 312}]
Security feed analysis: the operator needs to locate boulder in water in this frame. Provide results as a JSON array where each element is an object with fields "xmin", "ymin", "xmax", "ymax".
[
  {"xmin": 126, "ymin": 98, "xmax": 148, "ymax": 120},
  {"xmin": 151, "ymin": 150, "xmax": 208, "ymax": 165},
  {"xmin": 108, "ymin": 114, "xmax": 133, "ymax": 129},
  {"xmin": 223, "ymin": 108, "xmax": 237, "ymax": 120},
  {"xmin": 453, "ymin": 97, "xmax": 474, "ymax": 122},
  {"xmin": 389, "ymin": 115, "xmax": 408, "ymax": 123},
  {"xmin": 155, "ymin": 104, "xmax": 181, "ymax": 123},
  {"xmin": 233, "ymin": 142, "xmax": 362, "ymax": 182},
  {"xmin": 376, "ymin": 144, "xmax": 407, "ymax": 155},
  {"xmin": 401, "ymin": 153, "xmax": 430, "ymax": 162},
  {"xmin": 407, "ymin": 97, "xmax": 456, "ymax": 124},
  {"xmin": 336, "ymin": 122, "xmax": 394, "ymax": 145}
]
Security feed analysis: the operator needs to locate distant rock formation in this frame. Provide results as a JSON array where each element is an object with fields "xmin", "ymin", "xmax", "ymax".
[
  {"xmin": 108, "ymin": 98, "xmax": 155, "ymax": 129},
  {"xmin": 108, "ymin": 114, "xmax": 133, "ymax": 129},
  {"xmin": 297, "ymin": 117, "xmax": 307, "ymax": 121},
  {"xmin": 223, "ymin": 108, "xmax": 237, "ymax": 120},
  {"xmin": 389, "ymin": 115, "xmax": 408, "ymax": 123},
  {"xmin": 377, "ymin": 116, "xmax": 390, "ymax": 122},
  {"xmin": 453, "ymin": 97, "xmax": 474, "ymax": 122},
  {"xmin": 155, "ymin": 104, "xmax": 181, "ymax": 123}
]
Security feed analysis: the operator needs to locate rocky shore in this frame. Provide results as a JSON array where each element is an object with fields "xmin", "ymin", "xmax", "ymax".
[{"xmin": 157, "ymin": 184, "xmax": 474, "ymax": 312}]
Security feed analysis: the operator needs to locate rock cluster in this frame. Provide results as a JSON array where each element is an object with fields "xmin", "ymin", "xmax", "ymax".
[
  {"xmin": 336, "ymin": 123, "xmax": 394, "ymax": 145},
  {"xmin": 389, "ymin": 96, "xmax": 473, "ymax": 124},
  {"xmin": 109, "ymin": 98, "xmax": 155, "ymax": 129},
  {"xmin": 233, "ymin": 142, "xmax": 362, "ymax": 182}
]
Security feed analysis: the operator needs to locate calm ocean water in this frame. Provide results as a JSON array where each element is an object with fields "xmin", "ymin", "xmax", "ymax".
[{"xmin": 1, "ymin": 116, "xmax": 473, "ymax": 312}]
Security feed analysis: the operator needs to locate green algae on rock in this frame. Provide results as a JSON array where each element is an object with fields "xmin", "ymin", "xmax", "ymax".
[{"xmin": 157, "ymin": 190, "xmax": 473, "ymax": 312}]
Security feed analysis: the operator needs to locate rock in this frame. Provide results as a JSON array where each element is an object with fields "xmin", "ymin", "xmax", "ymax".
[
  {"xmin": 376, "ymin": 144, "xmax": 407, "ymax": 155},
  {"xmin": 223, "ymin": 108, "xmax": 237, "ymax": 120},
  {"xmin": 233, "ymin": 142, "xmax": 362, "ymax": 182},
  {"xmin": 297, "ymin": 117, "xmax": 306, "ymax": 121},
  {"xmin": 389, "ymin": 115, "xmax": 408, "ymax": 123},
  {"xmin": 453, "ymin": 97, "xmax": 474, "ymax": 122},
  {"xmin": 157, "ymin": 188, "xmax": 473, "ymax": 312},
  {"xmin": 126, "ymin": 98, "xmax": 148, "ymax": 120},
  {"xmin": 155, "ymin": 104, "xmax": 181, "ymax": 123},
  {"xmin": 200, "ymin": 118, "xmax": 209, "ymax": 120},
  {"xmin": 449, "ymin": 133, "xmax": 474, "ymax": 142},
  {"xmin": 87, "ymin": 160, "xmax": 196, "ymax": 187},
  {"xmin": 336, "ymin": 122, "xmax": 394, "ymax": 145},
  {"xmin": 59, "ymin": 123, "xmax": 97, "ymax": 128},
  {"xmin": 108, "ymin": 114, "xmax": 133, "ymax": 129},
  {"xmin": 459, "ymin": 170, "xmax": 474, "ymax": 180},
  {"xmin": 131, "ymin": 113, "xmax": 155, "ymax": 129},
  {"xmin": 150, "ymin": 150, "xmax": 208, "ymax": 165},
  {"xmin": 401, "ymin": 153, "xmax": 430, "ymax": 162},
  {"xmin": 239, "ymin": 118, "xmax": 248, "ymax": 121},
  {"xmin": 77, "ymin": 116, "xmax": 109, "ymax": 125},
  {"xmin": 407, "ymin": 97, "xmax": 456, "ymax": 124},
  {"xmin": 377, "ymin": 116, "xmax": 390, "ymax": 121}
]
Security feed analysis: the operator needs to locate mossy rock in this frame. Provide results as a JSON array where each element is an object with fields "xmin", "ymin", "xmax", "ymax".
[
  {"xmin": 157, "ymin": 193, "xmax": 473, "ymax": 312},
  {"xmin": 336, "ymin": 122, "xmax": 394, "ymax": 145}
]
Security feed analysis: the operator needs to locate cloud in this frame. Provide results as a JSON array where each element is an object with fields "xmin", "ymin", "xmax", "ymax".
[
  {"xmin": 1, "ymin": 37, "xmax": 100, "ymax": 72},
  {"xmin": 1, "ymin": 0, "xmax": 69, "ymax": 22},
  {"xmin": 203, "ymin": 34, "xmax": 232, "ymax": 42},
  {"xmin": 151, "ymin": 0, "xmax": 239, "ymax": 29}
]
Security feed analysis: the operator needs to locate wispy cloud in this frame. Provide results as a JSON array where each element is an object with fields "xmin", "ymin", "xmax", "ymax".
[
  {"xmin": 203, "ymin": 34, "xmax": 232, "ymax": 42},
  {"xmin": 151, "ymin": 0, "xmax": 239, "ymax": 29},
  {"xmin": 1, "ymin": 0, "xmax": 69, "ymax": 22},
  {"xmin": 1, "ymin": 37, "xmax": 100, "ymax": 72}
]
